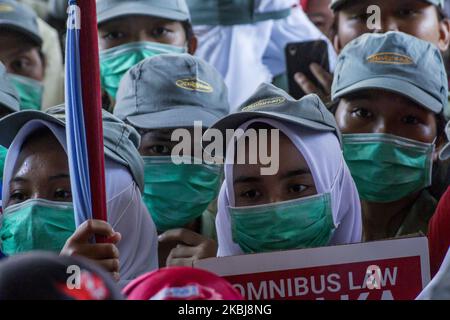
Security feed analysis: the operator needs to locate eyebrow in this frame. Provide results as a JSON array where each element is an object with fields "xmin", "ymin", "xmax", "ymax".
[
  {"xmin": 233, "ymin": 176, "xmax": 261, "ymax": 184},
  {"xmin": 10, "ymin": 177, "xmax": 28, "ymax": 184},
  {"xmin": 142, "ymin": 130, "xmax": 174, "ymax": 139},
  {"xmin": 48, "ymin": 173, "xmax": 70, "ymax": 181},
  {"xmin": 281, "ymin": 168, "xmax": 311, "ymax": 180}
]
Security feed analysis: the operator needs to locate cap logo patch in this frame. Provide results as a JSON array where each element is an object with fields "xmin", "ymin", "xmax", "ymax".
[
  {"xmin": 0, "ymin": 4, "xmax": 14, "ymax": 12},
  {"xmin": 176, "ymin": 78, "xmax": 213, "ymax": 93},
  {"xmin": 242, "ymin": 97, "xmax": 286, "ymax": 112},
  {"xmin": 367, "ymin": 52, "xmax": 414, "ymax": 65}
]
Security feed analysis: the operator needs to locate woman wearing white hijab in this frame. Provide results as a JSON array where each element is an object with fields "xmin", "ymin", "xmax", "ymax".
[
  {"xmin": 204, "ymin": 83, "xmax": 361, "ymax": 257},
  {"xmin": 0, "ymin": 106, "xmax": 157, "ymax": 286}
]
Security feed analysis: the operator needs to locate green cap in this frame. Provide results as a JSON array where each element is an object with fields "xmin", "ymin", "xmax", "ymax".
[
  {"xmin": 114, "ymin": 54, "xmax": 230, "ymax": 129},
  {"xmin": 0, "ymin": 0, "xmax": 42, "ymax": 46},
  {"xmin": 331, "ymin": 0, "xmax": 444, "ymax": 10},
  {"xmin": 0, "ymin": 62, "xmax": 19, "ymax": 114},
  {"xmin": 203, "ymin": 83, "xmax": 342, "ymax": 151},
  {"xmin": 97, "ymin": 0, "xmax": 191, "ymax": 25},
  {"xmin": 0, "ymin": 106, "xmax": 145, "ymax": 191},
  {"xmin": 332, "ymin": 31, "xmax": 448, "ymax": 116}
]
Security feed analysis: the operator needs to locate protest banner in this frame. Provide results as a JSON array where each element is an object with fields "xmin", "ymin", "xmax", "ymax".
[{"xmin": 195, "ymin": 237, "xmax": 430, "ymax": 300}]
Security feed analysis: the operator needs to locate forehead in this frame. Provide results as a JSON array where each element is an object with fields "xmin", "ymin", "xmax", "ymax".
[
  {"xmin": 308, "ymin": 0, "xmax": 332, "ymax": 11},
  {"xmin": 233, "ymin": 130, "xmax": 309, "ymax": 170},
  {"xmin": 12, "ymin": 131, "xmax": 67, "ymax": 175}
]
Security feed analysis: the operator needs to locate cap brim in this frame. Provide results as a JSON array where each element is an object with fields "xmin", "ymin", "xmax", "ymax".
[
  {"xmin": 0, "ymin": 92, "xmax": 20, "ymax": 113},
  {"xmin": 202, "ymin": 111, "xmax": 337, "ymax": 154},
  {"xmin": 125, "ymin": 107, "xmax": 222, "ymax": 130},
  {"xmin": 0, "ymin": 22, "xmax": 42, "ymax": 46},
  {"xmin": 97, "ymin": 3, "xmax": 189, "ymax": 24},
  {"xmin": 0, "ymin": 110, "xmax": 64, "ymax": 147},
  {"xmin": 333, "ymin": 77, "xmax": 443, "ymax": 114}
]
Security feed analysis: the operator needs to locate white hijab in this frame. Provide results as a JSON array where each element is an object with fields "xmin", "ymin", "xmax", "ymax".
[
  {"xmin": 216, "ymin": 118, "xmax": 362, "ymax": 257},
  {"xmin": 1, "ymin": 120, "xmax": 158, "ymax": 286}
]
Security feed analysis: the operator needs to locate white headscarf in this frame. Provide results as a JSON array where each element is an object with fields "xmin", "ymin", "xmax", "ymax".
[
  {"xmin": 216, "ymin": 118, "xmax": 362, "ymax": 257},
  {"xmin": 1, "ymin": 120, "xmax": 158, "ymax": 286}
]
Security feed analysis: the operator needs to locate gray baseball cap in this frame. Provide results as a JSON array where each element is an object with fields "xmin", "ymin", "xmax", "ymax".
[
  {"xmin": 114, "ymin": 53, "xmax": 230, "ymax": 130},
  {"xmin": 203, "ymin": 82, "xmax": 342, "ymax": 152},
  {"xmin": 0, "ymin": 62, "xmax": 19, "ymax": 114},
  {"xmin": 97, "ymin": 0, "xmax": 191, "ymax": 25},
  {"xmin": 331, "ymin": 0, "xmax": 444, "ymax": 10},
  {"xmin": 0, "ymin": 0, "xmax": 42, "ymax": 46},
  {"xmin": 0, "ymin": 106, "xmax": 145, "ymax": 191},
  {"xmin": 332, "ymin": 31, "xmax": 448, "ymax": 115}
]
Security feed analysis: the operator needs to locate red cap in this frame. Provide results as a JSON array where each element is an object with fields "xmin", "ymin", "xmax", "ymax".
[{"xmin": 123, "ymin": 267, "xmax": 243, "ymax": 300}]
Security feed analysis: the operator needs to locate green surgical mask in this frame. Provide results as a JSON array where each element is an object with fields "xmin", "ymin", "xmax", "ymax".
[
  {"xmin": 9, "ymin": 74, "xmax": 43, "ymax": 111},
  {"xmin": 343, "ymin": 133, "xmax": 434, "ymax": 203},
  {"xmin": 100, "ymin": 41, "xmax": 187, "ymax": 99},
  {"xmin": 142, "ymin": 156, "xmax": 222, "ymax": 232},
  {"xmin": 0, "ymin": 199, "xmax": 76, "ymax": 255},
  {"xmin": 230, "ymin": 193, "xmax": 334, "ymax": 254}
]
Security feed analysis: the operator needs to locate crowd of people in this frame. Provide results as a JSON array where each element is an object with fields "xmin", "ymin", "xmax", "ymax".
[{"xmin": 1, "ymin": 0, "xmax": 450, "ymax": 300}]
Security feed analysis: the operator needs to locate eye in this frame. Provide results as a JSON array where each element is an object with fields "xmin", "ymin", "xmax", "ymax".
[
  {"xmin": 54, "ymin": 188, "xmax": 72, "ymax": 201},
  {"xmin": 351, "ymin": 108, "xmax": 373, "ymax": 119},
  {"xmin": 103, "ymin": 31, "xmax": 125, "ymax": 41},
  {"xmin": 397, "ymin": 8, "xmax": 419, "ymax": 17},
  {"xmin": 288, "ymin": 184, "xmax": 308, "ymax": 194},
  {"xmin": 11, "ymin": 58, "xmax": 31, "ymax": 73},
  {"xmin": 149, "ymin": 145, "xmax": 171, "ymax": 155},
  {"xmin": 151, "ymin": 27, "xmax": 171, "ymax": 38},
  {"xmin": 402, "ymin": 115, "xmax": 420, "ymax": 125},
  {"xmin": 9, "ymin": 190, "xmax": 27, "ymax": 203},
  {"xmin": 240, "ymin": 189, "xmax": 262, "ymax": 200}
]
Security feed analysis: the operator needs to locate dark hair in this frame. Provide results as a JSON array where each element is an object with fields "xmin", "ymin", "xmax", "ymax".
[{"xmin": 182, "ymin": 21, "xmax": 195, "ymax": 43}]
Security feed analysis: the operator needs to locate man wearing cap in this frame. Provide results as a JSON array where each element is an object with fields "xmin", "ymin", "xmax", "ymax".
[
  {"xmin": 97, "ymin": 0, "xmax": 197, "ymax": 111},
  {"xmin": 331, "ymin": 31, "xmax": 448, "ymax": 241},
  {"xmin": 114, "ymin": 54, "xmax": 229, "ymax": 267},
  {"xmin": 0, "ymin": 0, "xmax": 48, "ymax": 111},
  {"xmin": 295, "ymin": 0, "xmax": 450, "ymax": 104}
]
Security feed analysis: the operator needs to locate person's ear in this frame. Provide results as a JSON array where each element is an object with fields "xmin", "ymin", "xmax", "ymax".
[
  {"xmin": 438, "ymin": 18, "xmax": 450, "ymax": 52},
  {"xmin": 188, "ymin": 35, "xmax": 198, "ymax": 55}
]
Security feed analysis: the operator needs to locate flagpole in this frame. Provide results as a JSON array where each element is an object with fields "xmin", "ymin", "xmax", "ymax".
[{"xmin": 66, "ymin": 0, "xmax": 107, "ymax": 243}]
